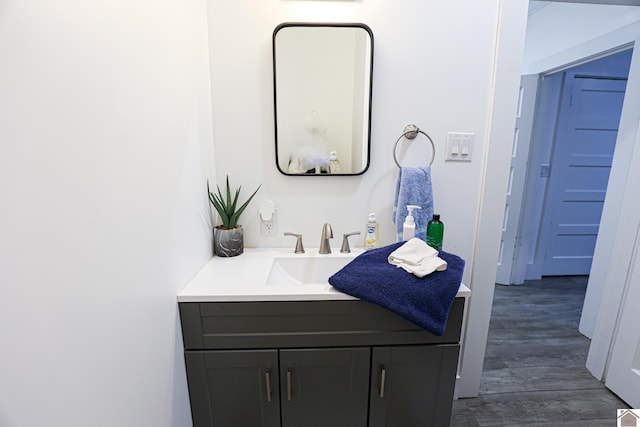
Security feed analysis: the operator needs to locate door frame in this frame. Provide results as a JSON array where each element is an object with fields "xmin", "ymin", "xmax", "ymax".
[
  {"xmin": 455, "ymin": 0, "xmax": 529, "ymax": 397},
  {"xmin": 602, "ymin": 177, "xmax": 640, "ymax": 407},
  {"xmin": 586, "ymin": 117, "xmax": 640, "ymax": 381},
  {"xmin": 495, "ymin": 74, "xmax": 539, "ymax": 285},
  {"xmin": 516, "ymin": 71, "xmax": 564, "ymax": 282}
]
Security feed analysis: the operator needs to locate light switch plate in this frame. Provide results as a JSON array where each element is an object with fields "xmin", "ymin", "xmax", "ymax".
[{"xmin": 446, "ymin": 132, "xmax": 474, "ymax": 162}]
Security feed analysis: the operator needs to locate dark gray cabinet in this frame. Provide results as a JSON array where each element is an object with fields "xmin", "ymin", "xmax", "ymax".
[
  {"xmin": 180, "ymin": 298, "xmax": 464, "ymax": 427},
  {"xmin": 184, "ymin": 347, "xmax": 370, "ymax": 427},
  {"xmin": 280, "ymin": 348, "xmax": 370, "ymax": 427},
  {"xmin": 184, "ymin": 350, "xmax": 280, "ymax": 427},
  {"xmin": 369, "ymin": 345, "xmax": 460, "ymax": 427}
]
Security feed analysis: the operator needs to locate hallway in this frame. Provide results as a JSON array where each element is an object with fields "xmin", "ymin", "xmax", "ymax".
[{"xmin": 451, "ymin": 276, "xmax": 629, "ymax": 426}]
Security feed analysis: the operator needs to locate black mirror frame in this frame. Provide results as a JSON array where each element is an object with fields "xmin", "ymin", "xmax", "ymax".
[{"xmin": 272, "ymin": 22, "xmax": 374, "ymax": 177}]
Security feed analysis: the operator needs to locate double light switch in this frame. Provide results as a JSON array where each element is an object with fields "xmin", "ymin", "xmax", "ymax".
[{"xmin": 446, "ymin": 132, "xmax": 474, "ymax": 162}]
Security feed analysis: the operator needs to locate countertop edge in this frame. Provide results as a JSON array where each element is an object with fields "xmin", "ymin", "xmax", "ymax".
[{"xmin": 177, "ymin": 283, "xmax": 471, "ymax": 302}]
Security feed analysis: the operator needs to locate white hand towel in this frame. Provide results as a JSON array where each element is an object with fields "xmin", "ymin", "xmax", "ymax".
[{"xmin": 388, "ymin": 238, "xmax": 447, "ymax": 278}]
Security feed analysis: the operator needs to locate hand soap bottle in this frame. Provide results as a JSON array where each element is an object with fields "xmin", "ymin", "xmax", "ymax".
[
  {"xmin": 365, "ymin": 212, "xmax": 379, "ymax": 249},
  {"xmin": 426, "ymin": 214, "xmax": 444, "ymax": 250},
  {"xmin": 402, "ymin": 205, "xmax": 421, "ymax": 241}
]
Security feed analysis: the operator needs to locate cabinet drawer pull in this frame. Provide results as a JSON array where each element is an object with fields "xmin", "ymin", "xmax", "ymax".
[
  {"xmin": 287, "ymin": 368, "xmax": 292, "ymax": 401},
  {"xmin": 379, "ymin": 366, "xmax": 386, "ymax": 398},
  {"xmin": 265, "ymin": 371, "xmax": 272, "ymax": 402}
]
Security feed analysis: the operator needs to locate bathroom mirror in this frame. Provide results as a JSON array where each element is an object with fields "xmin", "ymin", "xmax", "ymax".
[{"xmin": 273, "ymin": 23, "xmax": 373, "ymax": 176}]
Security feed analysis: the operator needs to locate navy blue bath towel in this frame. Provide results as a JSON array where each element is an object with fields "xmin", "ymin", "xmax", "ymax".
[{"xmin": 328, "ymin": 242, "xmax": 465, "ymax": 336}]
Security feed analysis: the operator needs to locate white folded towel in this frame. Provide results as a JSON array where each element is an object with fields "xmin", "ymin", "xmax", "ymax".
[{"xmin": 388, "ymin": 238, "xmax": 447, "ymax": 278}]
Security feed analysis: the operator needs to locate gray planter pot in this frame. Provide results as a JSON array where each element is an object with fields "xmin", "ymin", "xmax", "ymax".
[{"xmin": 213, "ymin": 226, "xmax": 244, "ymax": 257}]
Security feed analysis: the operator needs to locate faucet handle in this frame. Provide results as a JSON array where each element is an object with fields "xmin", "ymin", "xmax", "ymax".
[
  {"xmin": 340, "ymin": 231, "xmax": 361, "ymax": 253},
  {"xmin": 284, "ymin": 232, "xmax": 305, "ymax": 254}
]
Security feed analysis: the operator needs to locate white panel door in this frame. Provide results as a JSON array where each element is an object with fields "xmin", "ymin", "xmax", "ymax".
[
  {"xmin": 496, "ymin": 75, "xmax": 538, "ymax": 285},
  {"xmin": 604, "ymin": 228, "xmax": 640, "ymax": 408},
  {"xmin": 541, "ymin": 76, "xmax": 627, "ymax": 276}
]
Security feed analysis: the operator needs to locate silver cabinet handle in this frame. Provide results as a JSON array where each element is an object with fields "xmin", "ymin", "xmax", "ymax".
[
  {"xmin": 265, "ymin": 371, "xmax": 272, "ymax": 402},
  {"xmin": 287, "ymin": 368, "xmax": 293, "ymax": 401},
  {"xmin": 379, "ymin": 366, "xmax": 386, "ymax": 398}
]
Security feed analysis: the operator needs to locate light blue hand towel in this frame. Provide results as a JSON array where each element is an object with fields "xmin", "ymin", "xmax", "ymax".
[{"xmin": 392, "ymin": 166, "xmax": 434, "ymax": 241}]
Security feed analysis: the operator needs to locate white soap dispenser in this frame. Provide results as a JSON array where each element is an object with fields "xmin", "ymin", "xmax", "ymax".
[{"xmin": 402, "ymin": 205, "xmax": 421, "ymax": 241}]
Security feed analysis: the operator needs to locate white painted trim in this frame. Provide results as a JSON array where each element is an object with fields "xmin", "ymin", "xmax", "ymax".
[
  {"xmin": 522, "ymin": 73, "xmax": 563, "ymax": 281},
  {"xmin": 496, "ymin": 74, "xmax": 540, "ymax": 285},
  {"xmin": 603, "ymin": 219, "xmax": 640, "ymax": 407},
  {"xmin": 587, "ymin": 118, "xmax": 640, "ymax": 380},
  {"xmin": 543, "ymin": 0, "xmax": 640, "ymax": 7},
  {"xmin": 580, "ymin": 33, "xmax": 640, "ymax": 349},
  {"xmin": 510, "ymin": 74, "xmax": 541, "ymax": 285},
  {"xmin": 455, "ymin": 0, "xmax": 529, "ymax": 397},
  {"xmin": 527, "ymin": 21, "xmax": 640, "ymax": 75}
]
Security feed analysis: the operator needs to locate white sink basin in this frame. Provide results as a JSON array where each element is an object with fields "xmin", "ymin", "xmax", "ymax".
[{"xmin": 266, "ymin": 253, "xmax": 357, "ymax": 286}]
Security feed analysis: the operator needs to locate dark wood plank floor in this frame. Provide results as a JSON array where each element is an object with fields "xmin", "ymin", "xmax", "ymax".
[{"xmin": 450, "ymin": 276, "xmax": 629, "ymax": 426}]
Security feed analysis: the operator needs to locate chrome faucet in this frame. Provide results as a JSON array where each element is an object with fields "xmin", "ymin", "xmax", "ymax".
[{"xmin": 319, "ymin": 223, "xmax": 333, "ymax": 254}]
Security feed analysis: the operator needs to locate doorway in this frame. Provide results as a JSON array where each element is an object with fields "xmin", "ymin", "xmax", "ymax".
[
  {"xmin": 483, "ymin": 19, "xmax": 634, "ymax": 410},
  {"xmin": 497, "ymin": 48, "xmax": 632, "ymax": 285},
  {"xmin": 527, "ymin": 50, "xmax": 632, "ymax": 279},
  {"xmin": 457, "ymin": 0, "xmax": 640, "ymax": 399}
]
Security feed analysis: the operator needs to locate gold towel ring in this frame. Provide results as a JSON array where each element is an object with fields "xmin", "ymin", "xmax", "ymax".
[{"xmin": 393, "ymin": 124, "xmax": 435, "ymax": 168}]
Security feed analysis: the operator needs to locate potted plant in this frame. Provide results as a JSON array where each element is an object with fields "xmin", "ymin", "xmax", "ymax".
[{"xmin": 208, "ymin": 176, "xmax": 261, "ymax": 257}]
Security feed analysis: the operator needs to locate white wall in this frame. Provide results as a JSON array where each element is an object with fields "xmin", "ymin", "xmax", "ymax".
[
  {"xmin": 0, "ymin": 1, "xmax": 214, "ymax": 426},
  {"xmin": 207, "ymin": 0, "xmax": 529, "ymax": 398},
  {"xmin": 523, "ymin": 3, "xmax": 640, "ymax": 73},
  {"xmin": 0, "ymin": 0, "xmax": 531, "ymax": 418},
  {"xmin": 208, "ymin": 0, "xmax": 499, "ymax": 278}
]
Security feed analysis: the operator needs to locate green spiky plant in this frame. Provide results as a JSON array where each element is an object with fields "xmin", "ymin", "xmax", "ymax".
[{"xmin": 208, "ymin": 176, "xmax": 261, "ymax": 230}]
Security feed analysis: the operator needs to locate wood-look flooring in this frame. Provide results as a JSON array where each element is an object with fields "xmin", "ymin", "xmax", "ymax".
[{"xmin": 450, "ymin": 276, "xmax": 630, "ymax": 426}]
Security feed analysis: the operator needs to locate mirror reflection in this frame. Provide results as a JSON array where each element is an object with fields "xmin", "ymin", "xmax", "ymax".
[{"xmin": 273, "ymin": 23, "xmax": 373, "ymax": 175}]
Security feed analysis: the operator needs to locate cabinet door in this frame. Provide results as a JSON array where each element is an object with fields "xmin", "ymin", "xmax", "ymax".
[
  {"xmin": 184, "ymin": 350, "xmax": 280, "ymax": 427},
  {"xmin": 279, "ymin": 348, "xmax": 370, "ymax": 427},
  {"xmin": 369, "ymin": 344, "xmax": 460, "ymax": 427}
]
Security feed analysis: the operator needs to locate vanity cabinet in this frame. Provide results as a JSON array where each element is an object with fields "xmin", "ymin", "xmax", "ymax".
[
  {"xmin": 184, "ymin": 347, "xmax": 370, "ymax": 427},
  {"xmin": 279, "ymin": 347, "xmax": 370, "ymax": 427},
  {"xmin": 179, "ymin": 298, "xmax": 464, "ymax": 427},
  {"xmin": 184, "ymin": 350, "xmax": 280, "ymax": 427},
  {"xmin": 369, "ymin": 345, "xmax": 460, "ymax": 427}
]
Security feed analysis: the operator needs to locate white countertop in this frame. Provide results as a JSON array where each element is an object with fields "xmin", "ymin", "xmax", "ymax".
[{"xmin": 178, "ymin": 248, "xmax": 471, "ymax": 302}]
